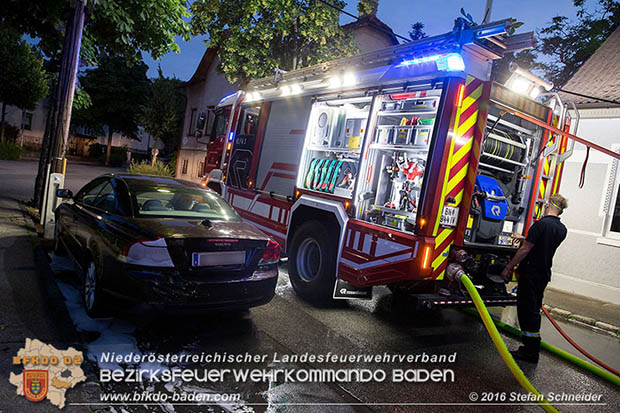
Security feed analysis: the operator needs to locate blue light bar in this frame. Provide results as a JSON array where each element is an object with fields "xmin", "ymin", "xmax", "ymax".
[
  {"xmin": 228, "ymin": 131, "xmax": 234, "ymax": 142},
  {"xmin": 218, "ymin": 92, "xmax": 237, "ymax": 105},
  {"xmin": 397, "ymin": 53, "xmax": 465, "ymax": 72},
  {"xmin": 444, "ymin": 53, "xmax": 465, "ymax": 71},
  {"xmin": 397, "ymin": 54, "xmax": 442, "ymax": 67}
]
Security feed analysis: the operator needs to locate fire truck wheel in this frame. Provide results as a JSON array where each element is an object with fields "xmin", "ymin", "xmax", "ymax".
[{"xmin": 288, "ymin": 221, "xmax": 337, "ymax": 302}]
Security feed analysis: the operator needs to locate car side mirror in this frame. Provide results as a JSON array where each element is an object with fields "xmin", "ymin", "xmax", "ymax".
[{"xmin": 56, "ymin": 189, "xmax": 73, "ymax": 199}]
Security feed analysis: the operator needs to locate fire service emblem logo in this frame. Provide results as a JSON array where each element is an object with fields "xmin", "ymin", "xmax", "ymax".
[{"xmin": 23, "ymin": 370, "xmax": 49, "ymax": 402}]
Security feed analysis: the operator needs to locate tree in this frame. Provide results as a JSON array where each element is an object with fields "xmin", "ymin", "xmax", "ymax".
[
  {"xmin": 190, "ymin": 0, "xmax": 359, "ymax": 85},
  {"xmin": 495, "ymin": 0, "xmax": 620, "ymax": 87},
  {"xmin": 0, "ymin": 26, "xmax": 49, "ymax": 142},
  {"xmin": 74, "ymin": 56, "xmax": 151, "ymax": 165},
  {"xmin": 141, "ymin": 67, "xmax": 185, "ymax": 157},
  {"xmin": 534, "ymin": 0, "xmax": 620, "ymax": 87},
  {"xmin": 1, "ymin": 0, "xmax": 191, "ymax": 66},
  {"xmin": 408, "ymin": 22, "xmax": 427, "ymax": 41},
  {"xmin": 357, "ymin": 0, "xmax": 378, "ymax": 16},
  {"xmin": 2, "ymin": 0, "xmax": 191, "ymax": 206}
]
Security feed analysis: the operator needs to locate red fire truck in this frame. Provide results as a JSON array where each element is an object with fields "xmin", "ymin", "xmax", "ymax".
[{"xmin": 198, "ymin": 19, "xmax": 616, "ymax": 308}]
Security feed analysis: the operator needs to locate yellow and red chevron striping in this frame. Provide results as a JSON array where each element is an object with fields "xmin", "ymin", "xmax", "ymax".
[{"xmin": 430, "ymin": 76, "xmax": 485, "ymax": 279}]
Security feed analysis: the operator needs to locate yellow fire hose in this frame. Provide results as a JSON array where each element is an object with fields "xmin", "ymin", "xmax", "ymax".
[{"xmin": 459, "ymin": 274, "xmax": 559, "ymax": 413}]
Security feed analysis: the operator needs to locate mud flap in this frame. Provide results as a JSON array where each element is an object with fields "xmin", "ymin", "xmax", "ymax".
[{"xmin": 333, "ymin": 278, "xmax": 372, "ymax": 300}]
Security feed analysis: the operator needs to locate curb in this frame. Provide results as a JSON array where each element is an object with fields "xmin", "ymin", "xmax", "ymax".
[{"xmin": 543, "ymin": 304, "xmax": 620, "ymax": 338}]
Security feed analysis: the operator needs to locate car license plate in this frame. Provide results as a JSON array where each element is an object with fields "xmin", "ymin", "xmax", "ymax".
[
  {"xmin": 440, "ymin": 206, "xmax": 459, "ymax": 227},
  {"xmin": 192, "ymin": 251, "xmax": 245, "ymax": 267}
]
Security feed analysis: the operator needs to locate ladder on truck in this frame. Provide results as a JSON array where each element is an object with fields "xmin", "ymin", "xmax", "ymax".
[
  {"xmin": 492, "ymin": 96, "xmax": 620, "ymax": 228},
  {"xmin": 529, "ymin": 96, "xmax": 579, "ymax": 223},
  {"xmin": 247, "ymin": 19, "xmax": 533, "ymax": 91}
]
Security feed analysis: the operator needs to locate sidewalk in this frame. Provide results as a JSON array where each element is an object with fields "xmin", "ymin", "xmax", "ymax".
[
  {"xmin": 543, "ymin": 287, "xmax": 620, "ymax": 336},
  {"xmin": 0, "ymin": 195, "xmax": 95, "ymax": 411}
]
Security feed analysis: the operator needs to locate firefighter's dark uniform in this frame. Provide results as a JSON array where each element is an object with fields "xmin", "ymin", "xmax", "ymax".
[{"xmin": 516, "ymin": 215, "xmax": 567, "ymax": 361}]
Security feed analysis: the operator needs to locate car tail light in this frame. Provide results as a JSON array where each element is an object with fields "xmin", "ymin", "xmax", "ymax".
[
  {"xmin": 121, "ymin": 238, "xmax": 174, "ymax": 267},
  {"xmin": 259, "ymin": 239, "xmax": 280, "ymax": 265}
]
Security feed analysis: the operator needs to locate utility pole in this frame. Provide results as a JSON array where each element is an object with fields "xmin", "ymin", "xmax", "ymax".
[{"xmin": 35, "ymin": 0, "xmax": 87, "ymax": 237}]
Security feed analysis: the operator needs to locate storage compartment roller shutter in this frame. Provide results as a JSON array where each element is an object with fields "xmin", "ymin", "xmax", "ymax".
[{"xmin": 255, "ymin": 97, "xmax": 312, "ymax": 195}]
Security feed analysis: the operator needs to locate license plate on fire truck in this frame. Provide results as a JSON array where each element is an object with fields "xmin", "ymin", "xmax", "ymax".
[{"xmin": 440, "ymin": 206, "xmax": 458, "ymax": 228}]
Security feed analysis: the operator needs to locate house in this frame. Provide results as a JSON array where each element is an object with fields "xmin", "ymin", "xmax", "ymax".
[
  {"xmin": 175, "ymin": 13, "xmax": 400, "ymax": 182},
  {"xmin": 552, "ymin": 27, "xmax": 620, "ymax": 305},
  {"xmin": 0, "ymin": 99, "xmax": 48, "ymax": 148},
  {"xmin": 1, "ymin": 98, "xmax": 161, "ymax": 160},
  {"xmin": 176, "ymin": 48, "xmax": 238, "ymax": 180}
]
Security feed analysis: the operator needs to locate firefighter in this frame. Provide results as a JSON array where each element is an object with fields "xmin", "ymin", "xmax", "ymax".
[{"xmin": 501, "ymin": 193, "xmax": 568, "ymax": 363}]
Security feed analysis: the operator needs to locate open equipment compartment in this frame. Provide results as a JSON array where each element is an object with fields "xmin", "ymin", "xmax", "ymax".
[
  {"xmin": 465, "ymin": 105, "xmax": 546, "ymax": 246},
  {"xmin": 356, "ymin": 88, "xmax": 441, "ymax": 234},
  {"xmin": 298, "ymin": 95, "xmax": 372, "ymax": 198}
]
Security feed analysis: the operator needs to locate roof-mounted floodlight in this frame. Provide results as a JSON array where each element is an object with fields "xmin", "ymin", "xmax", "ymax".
[
  {"xmin": 244, "ymin": 91, "xmax": 262, "ymax": 102},
  {"xmin": 328, "ymin": 72, "xmax": 357, "ymax": 89},
  {"xmin": 505, "ymin": 62, "xmax": 553, "ymax": 100}
]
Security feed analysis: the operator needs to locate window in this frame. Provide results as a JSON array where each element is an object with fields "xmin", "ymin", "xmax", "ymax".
[
  {"xmin": 91, "ymin": 182, "xmax": 116, "ymax": 212},
  {"xmin": 197, "ymin": 161, "xmax": 205, "ymax": 178},
  {"xmin": 181, "ymin": 159, "xmax": 188, "ymax": 175},
  {"xmin": 602, "ymin": 144, "xmax": 620, "ymax": 240},
  {"xmin": 204, "ymin": 108, "xmax": 215, "ymax": 141},
  {"xmin": 22, "ymin": 112, "xmax": 33, "ymax": 130},
  {"xmin": 76, "ymin": 179, "xmax": 108, "ymax": 205},
  {"xmin": 227, "ymin": 104, "xmax": 263, "ymax": 189},
  {"xmin": 130, "ymin": 184, "xmax": 240, "ymax": 221},
  {"xmin": 188, "ymin": 108, "xmax": 197, "ymax": 135},
  {"xmin": 210, "ymin": 107, "xmax": 231, "ymax": 143}
]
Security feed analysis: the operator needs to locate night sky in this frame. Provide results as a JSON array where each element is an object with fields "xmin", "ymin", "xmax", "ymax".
[{"xmin": 143, "ymin": 0, "xmax": 580, "ymax": 80}]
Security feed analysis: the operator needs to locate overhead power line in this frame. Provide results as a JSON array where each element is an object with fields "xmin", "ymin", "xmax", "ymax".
[{"xmin": 556, "ymin": 88, "xmax": 620, "ymax": 106}]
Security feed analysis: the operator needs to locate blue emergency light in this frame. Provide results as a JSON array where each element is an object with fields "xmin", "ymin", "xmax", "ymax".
[
  {"xmin": 398, "ymin": 53, "xmax": 465, "ymax": 72},
  {"xmin": 228, "ymin": 131, "xmax": 235, "ymax": 142}
]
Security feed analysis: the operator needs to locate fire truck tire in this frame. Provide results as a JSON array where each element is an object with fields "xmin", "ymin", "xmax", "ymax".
[{"xmin": 288, "ymin": 221, "xmax": 337, "ymax": 303}]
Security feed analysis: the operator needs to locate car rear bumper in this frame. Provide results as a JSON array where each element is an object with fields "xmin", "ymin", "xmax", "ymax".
[{"xmin": 118, "ymin": 264, "xmax": 278, "ymax": 311}]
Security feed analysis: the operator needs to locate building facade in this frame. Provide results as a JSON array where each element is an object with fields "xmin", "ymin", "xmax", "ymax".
[
  {"xmin": 176, "ymin": 14, "xmax": 400, "ymax": 182},
  {"xmin": 551, "ymin": 28, "xmax": 620, "ymax": 304}
]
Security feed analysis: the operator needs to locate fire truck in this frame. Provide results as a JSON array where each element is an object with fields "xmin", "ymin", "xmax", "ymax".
[{"xmin": 198, "ymin": 18, "xmax": 617, "ymax": 308}]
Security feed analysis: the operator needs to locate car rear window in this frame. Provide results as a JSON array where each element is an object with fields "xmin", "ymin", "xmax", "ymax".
[{"xmin": 130, "ymin": 184, "xmax": 241, "ymax": 221}]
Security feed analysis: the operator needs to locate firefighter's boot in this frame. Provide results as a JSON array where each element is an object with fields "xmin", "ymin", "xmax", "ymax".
[{"xmin": 511, "ymin": 335, "xmax": 540, "ymax": 364}]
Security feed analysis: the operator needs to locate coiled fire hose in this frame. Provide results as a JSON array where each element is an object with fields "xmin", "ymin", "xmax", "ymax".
[
  {"xmin": 541, "ymin": 306, "xmax": 620, "ymax": 377},
  {"xmin": 453, "ymin": 271, "xmax": 559, "ymax": 413}
]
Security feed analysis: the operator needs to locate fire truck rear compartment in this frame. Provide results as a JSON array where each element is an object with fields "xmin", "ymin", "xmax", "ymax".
[{"xmin": 438, "ymin": 105, "xmax": 547, "ymax": 300}]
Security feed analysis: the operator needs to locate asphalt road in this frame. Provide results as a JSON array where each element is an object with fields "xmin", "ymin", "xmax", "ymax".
[{"xmin": 1, "ymin": 159, "xmax": 619, "ymax": 412}]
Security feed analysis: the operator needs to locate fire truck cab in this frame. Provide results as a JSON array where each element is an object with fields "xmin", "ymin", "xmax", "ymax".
[{"xmin": 201, "ymin": 19, "xmax": 576, "ymax": 308}]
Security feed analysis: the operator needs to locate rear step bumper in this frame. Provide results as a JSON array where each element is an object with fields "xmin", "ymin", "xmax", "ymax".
[{"xmin": 415, "ymin": 294, "xmax": 517, "ymax": 310}]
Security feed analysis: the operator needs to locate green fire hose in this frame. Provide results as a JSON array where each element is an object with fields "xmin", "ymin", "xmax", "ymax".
[
  {"xmin": 458, "ymin": 274, "xmax": 559, "ymax": 413},
  {"xmin": 462, "ymin": 308, "xmax": 620, "ymax": 386}
]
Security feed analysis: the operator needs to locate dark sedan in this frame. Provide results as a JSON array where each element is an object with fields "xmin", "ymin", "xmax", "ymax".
[{"xmin": 54, "ymin": 174, "xmax": 280, "ymax": 317}]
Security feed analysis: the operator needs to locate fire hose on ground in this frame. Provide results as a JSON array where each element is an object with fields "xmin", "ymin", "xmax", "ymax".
[
  {"xmin": 541, "ymin": 305, "xmax": 620, "ymax": 377},
  {"xmin": 453, "ymin": 271, "xmax": 559, "ymax": 413},
  {"xmin": 450, "ymin": 264, "xmax": 620, "ymax": 412}
]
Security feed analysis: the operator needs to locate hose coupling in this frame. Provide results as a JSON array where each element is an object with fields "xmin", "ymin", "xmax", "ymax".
[{"xmin": 446, "ymin": 263, "xmax": 466, "ymax": 282}]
